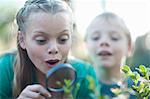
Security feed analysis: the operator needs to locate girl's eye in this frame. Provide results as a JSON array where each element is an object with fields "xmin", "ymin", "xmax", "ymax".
[
  {"xmin": 58, "ymin": 35, "xmax": 69, "ymax": 44},
  {"xmin": 35, "ymin": 37, "xmax": 47, "ymax": 45},
  {"xmin": 36, "ymin": 39, "xmax": 47, "ymax": 45}
]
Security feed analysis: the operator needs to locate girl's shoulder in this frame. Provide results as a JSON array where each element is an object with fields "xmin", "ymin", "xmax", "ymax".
[
  {"xmin": 0, "ymin": 50, "xmax": 16, "ymax": 98},
  {"xmin": 0, "ymin": 50, "xmax": 17, "ymax": 69},
  {"xmin": 0, "ymin": 49, "xmax": 17, "ymax": 59},
  {"xmin": 68, "ymin": 56, "xmax": 93, "ymax": 70},
  {"xmin": 68, "ymin": 56, "xmax": 95, "ymax": 77}
]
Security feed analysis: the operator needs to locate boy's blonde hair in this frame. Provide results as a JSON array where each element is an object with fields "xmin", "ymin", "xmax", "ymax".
[{"xmin": 85, "ymin": 12, "xmax": 131, "ymax": 45}]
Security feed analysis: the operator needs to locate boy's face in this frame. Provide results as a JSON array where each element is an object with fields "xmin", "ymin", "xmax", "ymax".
[
  {"xmin": 20, "ymin": 12, "xmax": 72, "ymax": 74},
  {"xmin": 86, "ymin": 19, "xmax": 130, "ymax": 68}
]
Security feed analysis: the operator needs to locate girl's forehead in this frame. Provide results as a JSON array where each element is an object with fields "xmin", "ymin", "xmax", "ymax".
[
  {"xmin": 26, "ymin": 12, "xmax": 71, "ymax": 27},
  {"xmin": 28, "ymin": 11, "xmax": 70, "ymax": 20},
  {"xmin": 25, "ymin": 12, "xmax": 72, "ymax": 35}
]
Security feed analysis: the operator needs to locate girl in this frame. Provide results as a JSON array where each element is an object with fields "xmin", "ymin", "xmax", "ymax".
[
  {"xmin": 85, "ymin": 12, "xmax": 134, "ymax": 98},
  {"xmin": 0, "ymin": 0, "xmax": 97, "ymax": 98}
]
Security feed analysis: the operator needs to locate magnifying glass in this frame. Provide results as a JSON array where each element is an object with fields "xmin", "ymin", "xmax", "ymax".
[{"xmin": 45, "ymin": 63, "xmax": 77, "ymax": 93}]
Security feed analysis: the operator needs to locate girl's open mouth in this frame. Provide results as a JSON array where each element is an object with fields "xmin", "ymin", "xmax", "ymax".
[{"xmin": 46, "ymin": 59, "xmax": 60, "ymax": 68}]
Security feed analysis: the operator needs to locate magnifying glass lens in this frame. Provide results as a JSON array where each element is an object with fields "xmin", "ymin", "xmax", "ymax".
[{"xmin": 46, "ymin": 64, "xmax": 76, "ymax": 92}]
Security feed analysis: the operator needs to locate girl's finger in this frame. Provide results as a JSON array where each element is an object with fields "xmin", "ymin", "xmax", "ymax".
[
  {"xmin": 23, "ymin": 90, "xmax": 45, "ymax": 99},
  {"xmin": 27, "ymin": 84, "xmax": 51, "ymax": 98}
]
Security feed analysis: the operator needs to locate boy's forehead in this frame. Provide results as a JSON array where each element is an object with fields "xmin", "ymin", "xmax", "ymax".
[
  {"xmin": 86, "ymin": 21, "xmax": 129, "ymax": 38},
  {"xmin": 90, "ymin": 18, "xmax": 128, "ymax": 34}
]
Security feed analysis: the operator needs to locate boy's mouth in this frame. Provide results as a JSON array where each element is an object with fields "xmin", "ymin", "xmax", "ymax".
[{"xmin": 98, "ymin": 51, "xmax": 112, "ymax": 56}]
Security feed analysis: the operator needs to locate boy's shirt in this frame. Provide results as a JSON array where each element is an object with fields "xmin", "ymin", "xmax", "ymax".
[{"xmin": 99, "ymin": 78, "xmax": 137, "ymax": 99}]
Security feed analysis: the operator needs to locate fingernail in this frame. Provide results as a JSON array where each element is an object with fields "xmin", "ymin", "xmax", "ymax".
[{"xmin": 48, "ymin": 93, "xmax": 51, "ymax": 97}]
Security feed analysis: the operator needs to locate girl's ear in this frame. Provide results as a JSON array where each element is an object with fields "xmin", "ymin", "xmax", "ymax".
[{"xmin": 18, "ymin": 31, "xmax": 26, "ymax": 49}]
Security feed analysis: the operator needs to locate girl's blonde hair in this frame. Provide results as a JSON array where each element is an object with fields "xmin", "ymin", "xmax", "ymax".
[{"xmin": 13, "ymin": 0, "xmax": 73, "ymax": 97}]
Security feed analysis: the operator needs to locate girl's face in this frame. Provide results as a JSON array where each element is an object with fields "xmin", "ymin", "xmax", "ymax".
[
  {"xmin": 20, "ymin": 12, "xmax": 72, "ymax": 74},
  {"xmin": 86, "ymin": 19, "xmax": 130, "ymax": 68}
]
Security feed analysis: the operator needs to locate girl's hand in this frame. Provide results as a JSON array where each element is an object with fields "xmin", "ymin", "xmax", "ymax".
[{"xmin": 17, "ymin": 84, "xmax": 51, "ymax": 99}]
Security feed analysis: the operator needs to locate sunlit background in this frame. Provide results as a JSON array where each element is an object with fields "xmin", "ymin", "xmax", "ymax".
[
  {"xmin": 74, "ymin": 0, "xmax": 150, "ymax": 41},
  {"xmin": 0, "ymin": 0, "xmax": 150, "ymax": 55}
]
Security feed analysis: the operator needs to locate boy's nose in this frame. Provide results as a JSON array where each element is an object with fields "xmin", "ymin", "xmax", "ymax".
[
  {"xmin": 100, "ymin": 42, "xmax": 109, "ymax": 47},
  {"xmin": 99, "ymin": 37, "xmax": 110, "ymax": 47}
]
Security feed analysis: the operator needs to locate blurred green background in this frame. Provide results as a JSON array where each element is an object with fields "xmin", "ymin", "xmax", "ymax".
[{"xmin": 0, "ymin": 0, "xmax": 18, "ymax": 54}]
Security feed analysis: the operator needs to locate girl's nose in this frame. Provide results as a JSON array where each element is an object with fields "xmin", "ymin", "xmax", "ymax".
[
  {"xmin": 48, "ymin": 50, "xmax": 58, "ymax": 54},
  {"xmin": 47, "ymin": 43, "xmax": 58, "ymax": 55}
]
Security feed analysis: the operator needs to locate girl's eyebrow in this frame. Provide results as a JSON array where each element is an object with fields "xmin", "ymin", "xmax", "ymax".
[
  {"xmin": 59, "ymin": 29, "xmax": 70, "ymax": 34},
  {"xmin": 33, "ymin": 29, "xmax": 69, "ymax": 35},
  {"xmin": 33, "ymin": 30, "xmax": 48, "ymax": 35}
]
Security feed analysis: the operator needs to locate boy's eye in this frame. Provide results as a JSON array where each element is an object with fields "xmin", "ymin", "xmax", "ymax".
[
  {"xmin": 110, "ymin": 32, "xmax": 121, "ymax": 41},
  {"xmin": 111, "ymin": 36, "xmax": 120, "ymax": 41},
  {"xmin": 90, "ymin": 33, "xmax": 100, "ymax": 41},
  {"xmin": 58, "ymin": 35, "xmax": 69, "ymax": 44},
  {"xmin": 91, "ymin": 36, "xmax": 100, "ymax": 41}
]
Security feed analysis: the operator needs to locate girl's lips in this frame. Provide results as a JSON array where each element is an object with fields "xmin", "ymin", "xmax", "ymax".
[{"xmin": 46, "ymin": 59, "xmax": 60, "ymax": 68}]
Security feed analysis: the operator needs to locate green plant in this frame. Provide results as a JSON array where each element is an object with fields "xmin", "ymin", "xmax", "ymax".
[
  {"xmin": 61, "ymin": 76, "xmax": 102, "ymax": 99},
  {"xmin": 122, "ymin": 65, "xmax": 150, "ymax": 99},
  {"xmin": 56, "ymin": 79, "xmax": 80, "ymax": 99},
  {"xmin": 63, "ymin": 79, "xmax": 80, "ymax": 96},
  {"xmin": 86, "ymin": 75, "xmax": 105, "ymax": 99},
  {"xmin": 57, "ymin": 76, "xmax": 104, "ymax": 99}
]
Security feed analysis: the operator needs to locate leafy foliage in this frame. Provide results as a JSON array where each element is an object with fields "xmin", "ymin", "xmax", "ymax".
[
  {"xmin": 122, "ymin": 65, "xmax": 150, "ymax": 99},
  {"xmin": 59, "ymin": 76, "xmax": 102, "ymax": 99},
  {"xmin": 56, "ymin": 79, "xmax": 80, "ymax": 99}
]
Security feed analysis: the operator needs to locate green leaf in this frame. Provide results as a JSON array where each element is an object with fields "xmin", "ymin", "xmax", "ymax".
[
  {"xmin": 139, "ymin": 65, "xmax": 147, "ymax": 75},
  {"xmin": 128, "ymin": 73, "xmax": 136, "ymax": 80},
  {"xmin": 121, "ymin": 65, "xmax": 131, "ymax": 74},
  {"xmin": 64, "ymin": 79, "xmax": 71, "ymax": 87},
  {"xmin": 133, "ymin": 71, "xmax": 140, "ymax": 79}
]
